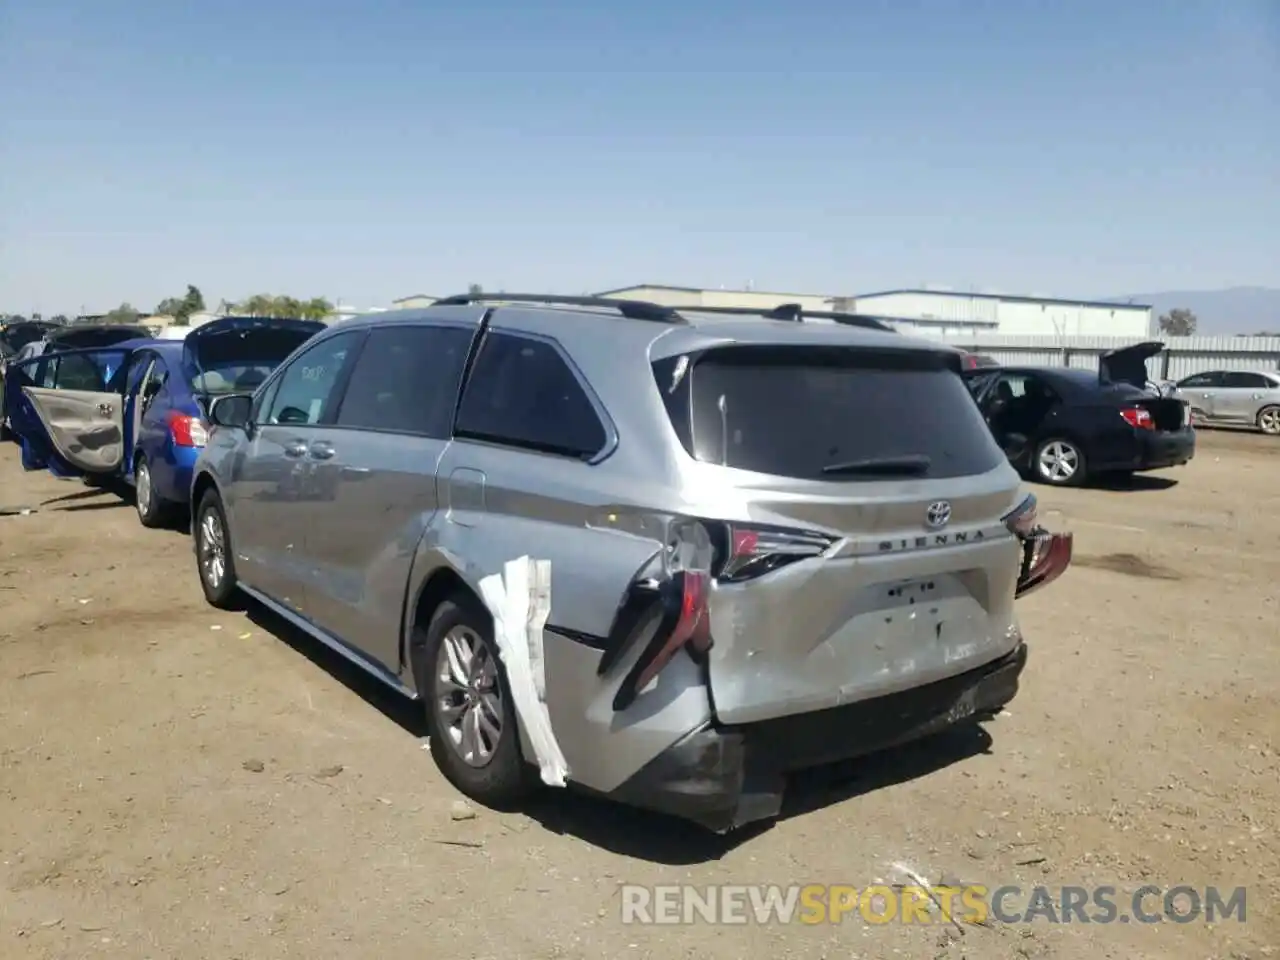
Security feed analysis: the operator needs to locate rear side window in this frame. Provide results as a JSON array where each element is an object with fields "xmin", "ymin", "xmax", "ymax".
[
  {"xmin": 335, "ymin": 325, "xmax": 474, "ymax": 437},
  {"xmin": 657, "ymin": 345, "xmax": 1003, "ymax": 481},
  {"xmin": 455, "ymin": 331, "xmax": 608, "ymax": 458},
  {"xmin": 1223, "ymin": 371, "xmax": 1270, "ymax": 389}
]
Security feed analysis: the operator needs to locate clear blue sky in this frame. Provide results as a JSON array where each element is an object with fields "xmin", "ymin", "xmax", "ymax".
[{"xmin": 2, "ymin": 0, "xmax": 1277, "ymax": 315}]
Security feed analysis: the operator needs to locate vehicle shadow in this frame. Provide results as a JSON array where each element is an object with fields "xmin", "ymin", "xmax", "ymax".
[
  {"xmin": 244, "ymin": 601, "xmax": 993, "ymax": 864},
  {"xmin": 522, "ymin": 723, "xmax": 993, "ymax": 865},
  {"xmin": 243, "ymin": 603, "xmax": 427, "ymax": 737},
  {"xmin": 1091, "ymin": 473, "xmax": 1179, "ymax": 492}
]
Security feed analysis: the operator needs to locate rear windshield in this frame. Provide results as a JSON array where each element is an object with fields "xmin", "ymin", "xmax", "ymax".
[
  {"xmin": 655, "ymin": 345, "xmax": 1004, "ymax": 481},
  {"xmin": 191, "ymin": 363, "xmax": 275, "ymax": 394}
]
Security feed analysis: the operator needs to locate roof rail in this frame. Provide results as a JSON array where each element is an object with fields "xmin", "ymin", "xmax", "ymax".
[
  {"xmin": 669, "ymin": 304, "xmax": 898, "ymax": 333},
  {"xmin": 431, "ymin": 293, "xmax": 684, "ymax": 324}
]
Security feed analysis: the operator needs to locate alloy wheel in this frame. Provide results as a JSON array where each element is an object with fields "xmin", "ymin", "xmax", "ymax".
[
  {"xmin": 135, "ymin": 462, "xmax": 152, "ymax": 518},
  {"xmin": 198, "ymin": 508, "xmax": 227, "ymax": 590},
  {"xmin": 1038, "ymin": 441, "xmax": 1079, "ymax": 483},
  {"xmin": 435, "ymin": 626, "xmax": 504, "ymax": 768},
  {"xmin": 1258, "ymin": 407, "xmax": 1280, "ymax": 436}
]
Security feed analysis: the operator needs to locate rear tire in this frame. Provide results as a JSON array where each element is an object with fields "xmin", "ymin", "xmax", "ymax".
[
  {"xmin": 194, "ymin": 489, "xmax": 240, "ymax": 609},
  {"xmin": 133, "ymin": 456, "xmax": 173, "ymax": 529},
  {"xmin": 1257, "ymin": 405, "xmax": 1280, "ymax": 436},
  {"xmin": 420, "ymin": 595, "xmax": 535, "ymax": 809},
  {"xmin": 1033, "ymin": 438, "xmax": 1087, "ymax": 487}
]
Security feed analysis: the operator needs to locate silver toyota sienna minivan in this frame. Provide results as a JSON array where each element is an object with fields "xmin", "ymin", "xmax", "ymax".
[{"xmin": 189, "ymin": 294, "xmax": 1072, "ymax": 832}]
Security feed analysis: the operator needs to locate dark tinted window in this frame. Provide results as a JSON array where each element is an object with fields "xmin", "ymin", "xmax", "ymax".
[
  {"xmin": 336, "ymin": 325, "xmax": 474, "ymax": 437},
  {"xmin": 455, "ymin": 332, "xmax": 607, "ymax": 458},
  {"xmin": 1222, "ymin": 371, "xmax": 1270, "ymax": 389},
  {"xmin": 667, "ymin": 345, "xmax": 1003, "ymax": 481},
  {"xmin": 1178, "ymin": 372, "xmax": 1224, "ymax": 388}
]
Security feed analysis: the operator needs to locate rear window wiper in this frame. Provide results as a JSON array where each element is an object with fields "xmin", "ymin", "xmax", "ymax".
[{"xmin": 821, "ymin": 454, "xmax": 932, "ymax": 476}]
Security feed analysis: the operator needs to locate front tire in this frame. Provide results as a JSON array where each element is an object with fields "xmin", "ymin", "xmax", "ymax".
[
  {"xmin": 1257, "ymin": 405, "xmax": 1280, "ymax": 436},
  {"xmin": 421, "ymin": 596, "xmax": 534, "ymax": 809},
  {"xmin": 1034, "ymin": 438, "xmax": 1087, "ymax": 486},
  {"xmin": 194, "ymin": 489, "xmax": 239, "ymax": 609}
]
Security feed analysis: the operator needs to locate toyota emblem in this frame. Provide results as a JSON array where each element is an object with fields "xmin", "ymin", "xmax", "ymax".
[{"xmin": 925, "ymin": 500, "xmax": 952, "ymax": 529}]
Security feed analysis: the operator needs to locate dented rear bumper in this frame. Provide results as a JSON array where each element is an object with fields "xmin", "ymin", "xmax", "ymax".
[
  {"xmin": 607, "ymin": 643, "xmax": 1027, "ymax": 834},
  {"xmin": 1014, "ymin": 527, "xmax": 1073, "ymax": 598}
]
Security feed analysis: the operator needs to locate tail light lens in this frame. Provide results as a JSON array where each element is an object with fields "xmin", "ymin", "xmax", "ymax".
[
  {"xmin": 1120, "ymin": 407, "xmax": 1154, "ymax": 430},
  {"xmin": 716, "ymin": 524, "xmax": 835, "ymax": 582},
  {"xmin": 1001, "ymin": 493, "xmax": 1039, "ymax": 538},
  {"xmin": 1003, "ymin": 493, "xmax": 1073, "ymax": 598},
  {"xmin": 606, "ymin": 519, "xmax": 833, "ymax": 710},
  {"xmin": 168, "ymin": 412, "xmax": 208, "ymax": 447}
]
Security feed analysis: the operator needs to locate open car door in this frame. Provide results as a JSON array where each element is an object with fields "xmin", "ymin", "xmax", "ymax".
[{"xmin": 8, "ymin": 346, "xmax": 136, "ymax": 479}]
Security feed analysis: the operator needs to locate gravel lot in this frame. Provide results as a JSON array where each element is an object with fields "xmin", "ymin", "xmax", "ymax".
[{"xmin": 1, "ymin": 430, "xmax": 1276, "ymax": 959}]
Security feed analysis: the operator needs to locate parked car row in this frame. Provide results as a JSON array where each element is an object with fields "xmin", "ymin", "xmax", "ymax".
[{"xmin": 4, "ymin": 295, "xmax": 1080, "ymax": 832}]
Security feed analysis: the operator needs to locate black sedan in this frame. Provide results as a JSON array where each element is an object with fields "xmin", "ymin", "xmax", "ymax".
[{"xmin": 962, "ymin": 343, "xmax": 1195, "ymax": 487}]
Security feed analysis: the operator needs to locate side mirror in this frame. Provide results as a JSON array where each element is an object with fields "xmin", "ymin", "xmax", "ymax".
[{"xmin": 209, "ymin": 393, "xmax": 253, "ymax": 429}]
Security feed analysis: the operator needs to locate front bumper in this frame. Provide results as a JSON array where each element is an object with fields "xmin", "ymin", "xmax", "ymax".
[
  {"xmin": 1134, "ymin": 427, "xmax": 1195, "ymax": 471},
  {"xmin": 607, "ymin": 642, "xmax": 1028, "ymax": 834}
]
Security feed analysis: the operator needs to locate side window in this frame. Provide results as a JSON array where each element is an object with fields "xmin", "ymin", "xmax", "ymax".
[
  {"xmin": 262, "ymin": 332, "xmax": 360, "ymax": 427},
  {"xmin": 1223, "ymin": 371, "xmax": 1268, "ymax": 389},
  {"xmin": 51, "ymin": 353, "xmax": 108, "ymax": 391},
  {"xmin": 455, "ymin": 331, "xmax": 608, "ymax": 458},
  {"xmin": 335, "ymin": 325, "xmax": 474, "ymax": 437},
  {"xmin": 1179, "ymin": 372, "xmax": 1222, "ymax": 388},
  {"xmin": 963, "ymin": 372, "xmax": 997, "ymax": 398}
]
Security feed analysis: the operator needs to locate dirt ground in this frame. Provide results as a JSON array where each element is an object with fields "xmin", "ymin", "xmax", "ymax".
[{"xmin": 1, "ymin": 430, "xmax": 1276, "ymax": 960}]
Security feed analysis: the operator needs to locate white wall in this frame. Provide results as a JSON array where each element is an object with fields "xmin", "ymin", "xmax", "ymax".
[
  {"xmin": 599, "ymin": 286, "xmax": 835, "ymax": 313},
  {"xmin": 853, "ymin": 291, "xmax": 1152, "ymax": 338}
]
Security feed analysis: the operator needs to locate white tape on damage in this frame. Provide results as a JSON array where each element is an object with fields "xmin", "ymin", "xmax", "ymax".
[{"xmin": 478, "ymin": 556, "xmax": 568, "ymax": 787}]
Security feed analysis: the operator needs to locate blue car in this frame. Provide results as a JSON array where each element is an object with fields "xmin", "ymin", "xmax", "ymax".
[{"xmin": 4, "ymin": 316, "xmax": 323, "ymax": 526}]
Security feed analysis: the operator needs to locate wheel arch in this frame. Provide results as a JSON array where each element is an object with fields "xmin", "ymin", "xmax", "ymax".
[
  {"xmin": 190, "ymin": 469, "xmax": 219, "ymax": 514},
  {"xmin": 404, "ymin": 561, "xmax": 489, "ymax": 693}
]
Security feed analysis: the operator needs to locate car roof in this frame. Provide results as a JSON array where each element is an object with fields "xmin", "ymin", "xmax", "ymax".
[{"xmin": 337, "ymin": 302, "xmax": 956, "ymax": 360}]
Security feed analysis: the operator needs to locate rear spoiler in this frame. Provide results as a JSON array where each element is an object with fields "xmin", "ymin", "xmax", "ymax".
[{"xmin": 670, "ymin": 303, "xmax": 898, "ymax": 332}]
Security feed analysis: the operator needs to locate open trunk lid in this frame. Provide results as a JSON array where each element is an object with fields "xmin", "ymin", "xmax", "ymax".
[
  {"xmin": 182, "ymin": 316, "xmax": 324, "ymax": 392},
  {"xmin": 647, "ymin": 343, "xmax": 1030, "ymax": 725},
  {"xmin": 1099, "ymin": 341, "xmax": 1164, "ymax": 390}
]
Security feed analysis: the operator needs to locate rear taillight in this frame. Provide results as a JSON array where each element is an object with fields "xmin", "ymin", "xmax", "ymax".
[
  {"xmin": 717, "ymin": 524, "xmax": 835, "ymax": 582},
  {"xmin": 604, "ymin": 519, "xmax": 833, "ymax": 710},
  {"xmin": 168, "ymin": 411, "xmax": 208, "ymax": 447},
  {"xmin": 1003, "ymin": 493, "xmax": 1073, "ymax": 597},
  {"xmin": 1001, "ymin": 493, "xmax": 1039, "ymax": 538},
  {"xmin": 1120, "ymin": 407, "xmax": 1154, "ymax": 430}
]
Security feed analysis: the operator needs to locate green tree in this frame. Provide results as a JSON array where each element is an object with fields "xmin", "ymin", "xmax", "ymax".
[
  {"xmin": 234, "ymin": 294, "xmax": 274, "ymax": 317},
  {"xmin": 49, "ymin": 314, "xmax": 69, "ymax": 325},
  {"xmin": 181, "ymin": 284, "xmax": 205, "ymax": 318},
  {"xmin": 468, "ymin": 283, "xmax": 483, "ymax": 296},
  {"xmin": 1157, "ymin": 308, "xmax": 1198, "ymax": 336},
  {"xmin": 104, "ymin": 303, "xmax": 140, "ymax": 325},
  {"xmin": 156, "ymin": 284, "xmax": 207, "ymax": 325},
  {"xmin": 300, "ymin": 297, "xmax": 334, "ymax": 321}
]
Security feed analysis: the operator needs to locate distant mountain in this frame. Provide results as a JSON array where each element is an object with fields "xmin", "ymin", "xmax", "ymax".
[{"xmin": 1105, "ymin": 287, "xmax": 1280, "ymax": 336}]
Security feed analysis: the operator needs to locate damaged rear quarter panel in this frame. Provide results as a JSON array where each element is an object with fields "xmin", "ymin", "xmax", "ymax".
[{"xmin": 403, "ymin": 442, "xmax": 718, "ymax": 794}]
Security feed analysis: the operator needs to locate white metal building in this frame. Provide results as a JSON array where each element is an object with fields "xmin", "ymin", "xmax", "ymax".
[
  {"xmin": 849, "ymin": 289, "xmax": 1155, "ymax": 338},
  {"xmin": 595, "ymin": 284, "xmax": 837, "ymax": 314}
]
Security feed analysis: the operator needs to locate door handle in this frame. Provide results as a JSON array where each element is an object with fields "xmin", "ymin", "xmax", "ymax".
[
  {"xmin": 97, "ymin": 402, "xmax": 114, "ymax": 415},
  {"xmin": 284, "ymin": 440, "xmax": 308, "ymax": 458},
  {"xmin": 308, "ymin": 441, "xmax": 335, "ymax": 460}
]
